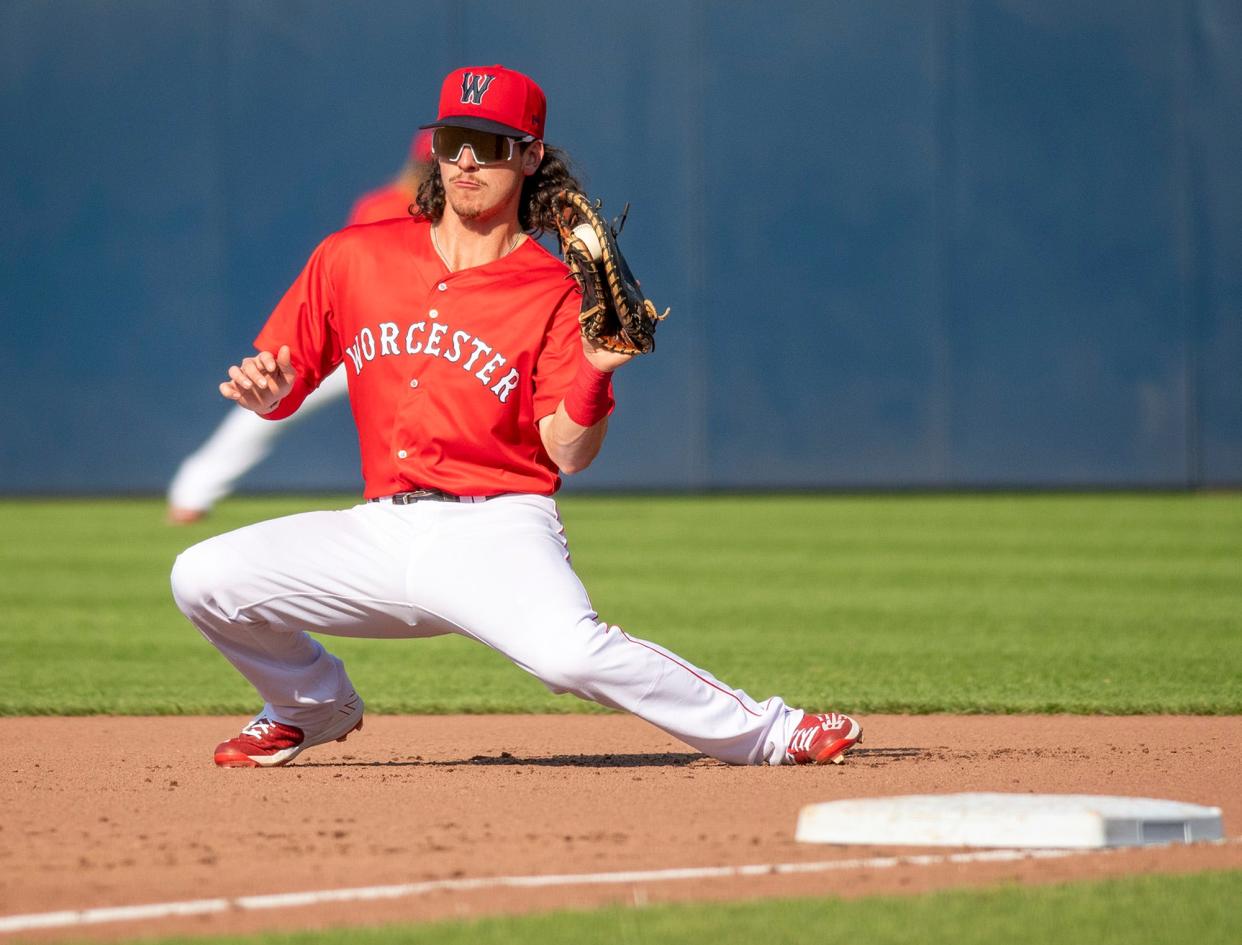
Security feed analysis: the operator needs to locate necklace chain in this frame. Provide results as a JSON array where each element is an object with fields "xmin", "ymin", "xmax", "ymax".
[{"xmin": 430, "ymin": 225, "xmax": 522, "ymax": 271}]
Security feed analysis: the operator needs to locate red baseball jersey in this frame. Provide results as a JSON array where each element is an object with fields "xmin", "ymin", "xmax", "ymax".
[
  {"xmin": 345, "ymin": 183, "xmax": 416, "ymax": 227},
  {"xmin": 255, "ymin": 218, "xmax": 584, "ymax": 497}
]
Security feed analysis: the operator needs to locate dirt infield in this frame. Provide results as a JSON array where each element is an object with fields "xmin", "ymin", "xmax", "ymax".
[{"xmin": 2, "ymin": 715, "xmax": 1239, "ymax": 942}]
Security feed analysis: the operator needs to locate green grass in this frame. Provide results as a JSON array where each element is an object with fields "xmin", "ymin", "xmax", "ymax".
[
  {"xmin": 77, "ymin": 869, "xmax": 1242, "ymax": 945},
  {"xmin": 0, "ymin": 493, "xmax": 1239, "ymax": 715}
]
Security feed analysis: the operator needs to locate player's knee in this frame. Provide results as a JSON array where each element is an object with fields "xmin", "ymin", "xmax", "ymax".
[
  {"xmin": 532, "ymin": 621, "xmax": 610, "ymax": 694},
  {"xmin": 169, "ymin": 539, "xmax": 235, "ymax": 621}
]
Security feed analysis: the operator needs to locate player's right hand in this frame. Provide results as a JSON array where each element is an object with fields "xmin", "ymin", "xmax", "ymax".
[{"xmin": 219, "ymin": 345, "xmax": 297, "ymax": 415}]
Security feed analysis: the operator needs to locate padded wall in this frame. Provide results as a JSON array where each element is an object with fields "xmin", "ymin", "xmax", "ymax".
[{"xmin": 1, "ymin": 1, "xmax": 1238, "ymax": 492}]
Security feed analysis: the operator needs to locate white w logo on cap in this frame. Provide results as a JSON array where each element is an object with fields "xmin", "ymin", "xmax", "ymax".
[{"xmin": 460, "ymin": 73, "xmax": 495, "ymax": 105}]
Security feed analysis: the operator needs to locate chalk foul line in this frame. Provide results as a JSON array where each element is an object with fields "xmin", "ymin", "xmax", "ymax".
[{"xmin": 0, "ymin": 844, "xmax": 1183, "ymax": 935}]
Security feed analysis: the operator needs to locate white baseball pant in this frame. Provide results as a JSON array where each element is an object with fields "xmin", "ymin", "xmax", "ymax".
[
  {"xmin": 170, "ymin": 494, "xmax": 802, "ymax": 764},
  {"xmin": 167, "ymin": 367, "xmax": 351, "ymax": 514}
]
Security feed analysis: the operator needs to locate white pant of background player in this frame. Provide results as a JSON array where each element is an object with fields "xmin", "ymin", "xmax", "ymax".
[
  {"xmin": 170, "ymin": 494, "xmax": 805, "ymax": 765},
  {"xmin": 167, "ymin": 367, "xmax": 350, "ymax": 515}
]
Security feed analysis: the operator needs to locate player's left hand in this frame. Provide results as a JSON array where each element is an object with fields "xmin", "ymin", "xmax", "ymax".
[
  {"xmin": 554, "ymin": 190, "xmax": 669, "ymax": 359},
  {"xmin": 581, "ymin": 337, "xmax": 635, "ymax": 373}
]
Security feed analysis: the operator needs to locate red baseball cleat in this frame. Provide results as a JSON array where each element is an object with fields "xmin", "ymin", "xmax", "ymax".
[
  {"xmin": 785, "ymin": 711, "xmax": 863, "ymax": 765},
  {"xmin": 214, "ymin": 694, "xmax": 364, "ymax": 768}
]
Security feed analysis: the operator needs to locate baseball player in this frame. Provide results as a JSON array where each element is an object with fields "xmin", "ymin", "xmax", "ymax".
[
  {"xmin": 170, "ymin": 65, "xmax": 862, "ymax": 768},
  {"xmin": 165, "ymin": 131, "xmax": 436, "ymax": 524}
]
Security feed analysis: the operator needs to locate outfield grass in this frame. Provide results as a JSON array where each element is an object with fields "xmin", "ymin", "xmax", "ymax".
[
  {"xmin": 0, "ymin": 493, "xmax": 1238, "ymax": 715},
  {"xmin": 78, "ymin": 869, "xmax": 1242, "ymax": 945}
]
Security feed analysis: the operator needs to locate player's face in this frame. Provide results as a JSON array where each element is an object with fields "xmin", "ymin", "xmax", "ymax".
[{"xmin": 440, "ymin": 134, "xmax": 543, "ymax": 224}]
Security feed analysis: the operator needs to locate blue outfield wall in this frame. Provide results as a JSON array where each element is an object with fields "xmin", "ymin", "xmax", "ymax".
[{"xmin": 1, "ymin": 0, "xmax": 1239, "ymax": 493}]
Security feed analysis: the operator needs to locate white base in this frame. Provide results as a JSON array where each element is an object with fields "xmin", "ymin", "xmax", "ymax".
[{"xmin": 795, "ymin": 793, "xmax": 1224, "ymax": 849}]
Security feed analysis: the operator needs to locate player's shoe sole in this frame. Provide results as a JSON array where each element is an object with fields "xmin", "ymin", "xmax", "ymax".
[{"xmin": 815, "ymin": 728, "xmax": 863, "ymax": 765}]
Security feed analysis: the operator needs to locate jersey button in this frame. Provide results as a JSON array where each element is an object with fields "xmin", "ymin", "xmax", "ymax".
[
  {"xmin": 437, "ymin": 282, "xmax": 448, "ymax": 292},
  {"xmin": 396, "ymin": 449, "xmax": 408, "ymax": 459},
  {"xmin": 429, "ymin": 309, "xmax": 439, "ymax": 319},
  {"xmin": 409, "ymin": 379, "xmax": 419, "ymax": 388}
]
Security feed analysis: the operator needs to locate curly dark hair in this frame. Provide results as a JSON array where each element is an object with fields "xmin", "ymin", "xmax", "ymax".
[{"xmin": 415, "ymin": 142, "xmax": 582, "ymax": 236}]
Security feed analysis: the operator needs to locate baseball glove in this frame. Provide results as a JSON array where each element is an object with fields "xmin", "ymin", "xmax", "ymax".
[{"xmin": 552, "ymin": 189, "xmax": 669, "ymax": 356}]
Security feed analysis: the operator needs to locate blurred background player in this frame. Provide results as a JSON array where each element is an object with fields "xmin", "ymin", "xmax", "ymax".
[{"xmin": 165, "ymin": 130, "xmax": 435, "ymax": 524}]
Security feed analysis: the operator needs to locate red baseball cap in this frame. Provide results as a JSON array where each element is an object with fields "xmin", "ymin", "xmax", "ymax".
[{"xmin": 420, "ymin": 65, "xmax": 546, "ymax": 139}]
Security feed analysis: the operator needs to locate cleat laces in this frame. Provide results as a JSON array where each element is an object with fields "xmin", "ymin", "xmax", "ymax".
[{"xmin": 240, "ymin": 717, "xmax": 279, "ymax": 740}]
